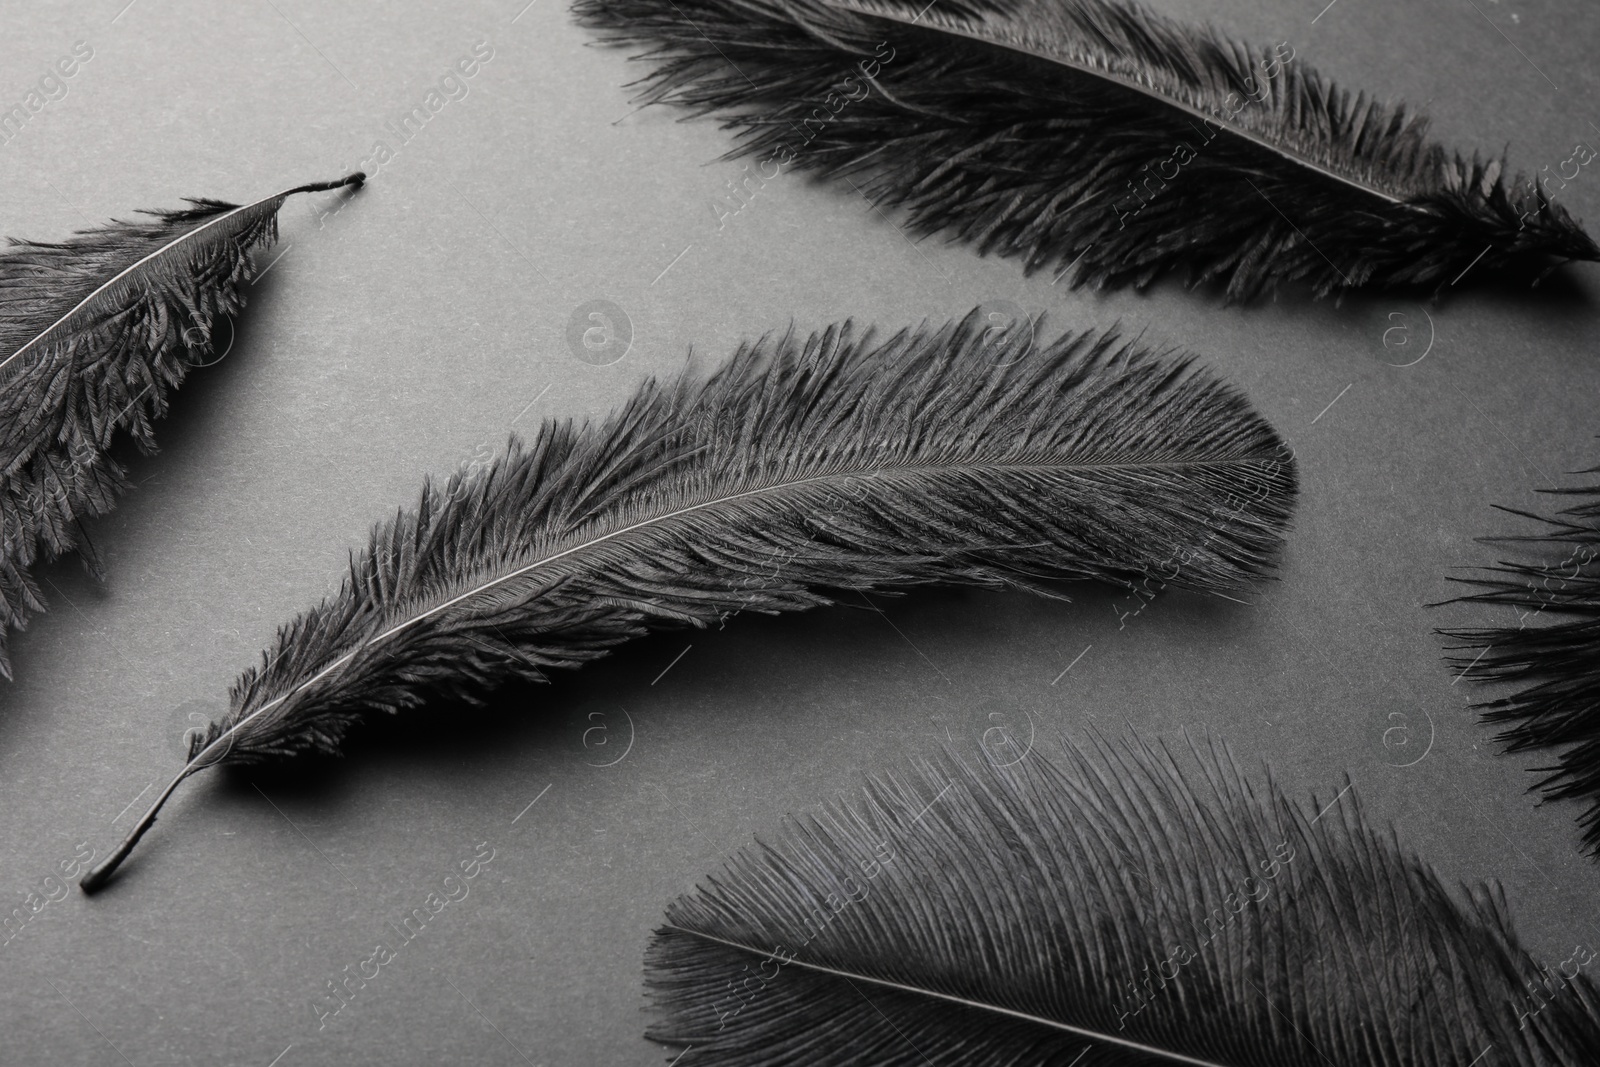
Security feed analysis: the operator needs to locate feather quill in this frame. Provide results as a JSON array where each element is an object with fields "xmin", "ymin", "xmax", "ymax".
[
  {"xmin": 572, "ymin": 0, "xmax": 1598, "ymax": 301},
  {"xmin": 0, "ymin": 172, "xmax": 365, "ymax": 679},
  {"xmin": 1441, "ymin": 472, "xmax": 1600, "ymax": 858},
  {"xmin": 81, "ymin": 310, "xmax": 1296, "ymax": 890},
  {"xmin": 644, "ymin": 736, "xmax": 1600, "ymax": 1065}
]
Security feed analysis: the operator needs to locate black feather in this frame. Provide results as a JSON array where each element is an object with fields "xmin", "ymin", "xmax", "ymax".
[
  {"xmin": 1441, "ymin": 473, "xmax": 1600, "ymax": 858},
  {"xmin": 646, "ymin": 736, "xmax": 1600, "ymax": 1065},
  {"xmin": 0, "ymin": 172, "xmax": 365, "ymax": 680},
  {"xmin": 81, "ymin": 309, "xmax": 1296, "ymax": 891},
  {"xmin": 572, "ymin": 0, "xmax": 1598, "ymax": 301}
]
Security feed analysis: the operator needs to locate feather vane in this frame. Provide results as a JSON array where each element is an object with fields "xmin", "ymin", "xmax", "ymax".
[
  {"xmin": 0, "ymin": 172, "xmax": 365, "ymax": 679},
  {"xmin": 572, "ymin": 0, "xmax": 1598, "ymax": 300},
  {"xmin": 1442, "ymin": 473, "xmax": 1600, "ymax": 857},
  {"xmin": 645, "ymin": 737, "xmax": 1600, "ymax": 1065},
  {"xmin": 82, "ymin": 310, "xmax": 1296, "ymax": 890}
]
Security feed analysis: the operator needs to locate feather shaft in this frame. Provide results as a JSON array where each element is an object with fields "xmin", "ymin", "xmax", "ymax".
[
  {"xmin": 658, "ymin": 923, "xmax": 1236, "ymax": 1067},
  {"xmin": 835, "ymin": 0, "xmax": 1402, "ymax": 207},
  {"xmin": 79, "ymin": 765, "xmax": 195, "ymax": 895}
]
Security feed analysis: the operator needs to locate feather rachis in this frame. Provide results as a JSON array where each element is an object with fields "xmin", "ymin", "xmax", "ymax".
[{"xmin": 82, "ymin": 311, "xmax": 1295, "ymax": 891}]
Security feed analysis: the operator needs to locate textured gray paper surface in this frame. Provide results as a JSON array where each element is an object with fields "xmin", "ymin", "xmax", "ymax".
[{"xmin": 1, "ymin": 0, "xmax": 1598, "ymax": 1063}]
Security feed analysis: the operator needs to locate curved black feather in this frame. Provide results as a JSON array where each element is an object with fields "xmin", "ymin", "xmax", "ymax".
[
  {"xmin": 572, "ymin": 0, "xmax": 1598, "ymax": 301},
  {"xmin": 645, "ymin": 736, "xmax": 1600, "ymax": 1065},
  {"xmin": 82, "ymin": 310, "xmax": 1296, "ymax": 891},
  {"xmin": 1441, "ymin": 473, "xmax": 1600, "ymax": 858},
  {"xmin": 0, "ymin": 172, "xmax": 365, "ymax": 680}
]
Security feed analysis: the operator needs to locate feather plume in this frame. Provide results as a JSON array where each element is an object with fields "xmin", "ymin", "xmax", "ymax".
[
  {"xmin": 572, "ymin": 0, "xmax": 1598, "ymax": 301},
  {"xmin": 644, "ymin": 736, "xmax": 1600, "ymax": 1065},
  {"xmin": 1441, "ymin": 471, "xmax": 1600, "ymax": 858},
  {"xmin": 81, "ymin": 309, "xmax": 1296, "ymax": 891},
  {"xmin": 0, "ymin": 172, "xmax": 365, "ymax": 680}
]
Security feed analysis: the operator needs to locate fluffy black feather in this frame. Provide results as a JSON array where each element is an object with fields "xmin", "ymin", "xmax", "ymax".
[
  {"xmin": 645, "ymin": 736, "xmax": 1600, "ymax": 1065},
  {"xmin": 572, "ymin": 0, "xmax": 1598, "ymax": 301},
  {"xmin": 1441, "ymin": 473, "xmax": 1600, "ymax": 858},
  {"xmin": 0, "ymin": 172, "xmax": 364, "ymax": 679},
  {"xmin": 82, "ymin": 310, "xmax": 1296, "ymax": 890}
]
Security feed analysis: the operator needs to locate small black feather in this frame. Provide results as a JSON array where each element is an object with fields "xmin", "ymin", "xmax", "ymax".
[
  {"xmin": 571, "ymin": 0, "xmax": 1598, "ymax": 301},
  {"xmin": 646, "ymin": 736, "xmax": 1600, "ymax": 1065},
  {"xmin": 1442, "ymin": 473, "xmax": 1600, "ymax": 858},
  {"xmin": 82, "ymin": 310, "xmax": 1296, "ymax": 890},
  {"xmin": 0, "ymin": 172, "xmax": 364, "ymax": 680}
]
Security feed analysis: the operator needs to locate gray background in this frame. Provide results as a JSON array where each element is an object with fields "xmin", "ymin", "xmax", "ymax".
[{"xmin": 2, "ymin": 0, "xmax": 1599, "ymax": 1063}]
